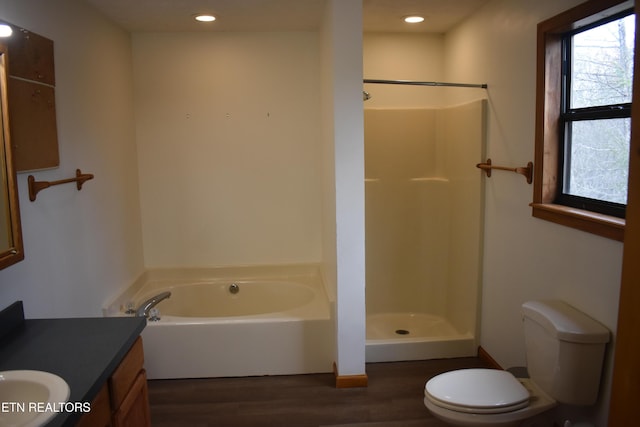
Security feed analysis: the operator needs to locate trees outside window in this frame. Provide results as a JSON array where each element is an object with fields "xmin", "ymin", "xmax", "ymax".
[
  {"xmin": 560, "ymin": 12, "xmax": 634, "ymax": 216},
  {"xmin": 533, "ymin": 0, "xmax": 633, "ymax": 241}
]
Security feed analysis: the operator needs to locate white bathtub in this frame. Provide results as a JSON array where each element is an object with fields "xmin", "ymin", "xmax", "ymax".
[{"xmin": 105, "ymin": 264, "xmax": 334, "ymax": 379}]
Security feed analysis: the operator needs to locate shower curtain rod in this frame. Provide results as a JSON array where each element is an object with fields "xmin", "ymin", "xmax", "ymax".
[{"xmin": 363, "ymin": 79, "xmax": 487, "ymax": 89}]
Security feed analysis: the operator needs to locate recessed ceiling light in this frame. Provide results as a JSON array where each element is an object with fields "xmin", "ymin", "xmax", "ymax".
[
  {"xmin": 404, "ymin": 16, "xmax": 425, "ymax": 24},
  {"xmin": 194, "ymin": 14, "xmax": 216, "ymax": 22},
  {"xmin": 0, "ymin": 24, "xmax": 12, "ymax": 37}
]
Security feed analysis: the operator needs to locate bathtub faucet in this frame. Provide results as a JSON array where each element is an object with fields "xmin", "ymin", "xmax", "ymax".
[{"xmin": 136, "ymin": 291, "xmax": 171, "ymax": 318}]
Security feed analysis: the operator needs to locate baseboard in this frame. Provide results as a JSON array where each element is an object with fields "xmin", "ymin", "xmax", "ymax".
[
  {"xmin": 331, "ymin": 348, "xmax": 498, "ymax": 388},
  {"xmin": 477, "ymin": 346, "xmax": 503, "ymax": 370},
  {"xmin": 333, "ymin": 362, "xmax": 369, "ymax": 388}
]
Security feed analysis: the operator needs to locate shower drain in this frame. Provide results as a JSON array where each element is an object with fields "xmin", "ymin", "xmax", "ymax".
[{"xmin": 395, "ymin": 329, "xmax": 410, "ymax": 335}]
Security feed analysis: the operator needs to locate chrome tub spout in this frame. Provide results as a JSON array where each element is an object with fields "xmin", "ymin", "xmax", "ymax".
[{"xmin": 136, "ymin": 291, "xmax": 171, "ymax": 317}]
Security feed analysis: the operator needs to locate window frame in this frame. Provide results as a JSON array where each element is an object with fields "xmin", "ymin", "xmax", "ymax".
[
  {"xmin": 558, "ymin": 9, "xmax": 633, "ymax": 218},
  {"xmin": 532, "ymin": 0, "xmax": 633, "ymax": 242}
]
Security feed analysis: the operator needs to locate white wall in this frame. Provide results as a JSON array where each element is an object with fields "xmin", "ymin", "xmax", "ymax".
[
  {"xmin": 446, "ymin": 0, "xmax": 624, "ymax": 425},
  {"xmin": 133, "ymin": 32, "xmax": 322, "ymax": 268},
  {"xmin": 320, "ymin": 5, "xmax": 337, "ymax": 303},
  {"xmin": 0, "ymin": 0, "xmax": 144, "ymax": 317},
  {"xmin": 320, "ymin": 0, "xmax": 366, "ymax": 377}
]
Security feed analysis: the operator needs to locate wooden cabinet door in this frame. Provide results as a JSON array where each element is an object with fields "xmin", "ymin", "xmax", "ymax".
[
  {"xmin": 6, "ymin": 28, "xmax": 55, "ymax": 85},
  {"xmin": 75, "ymin": 383, "xmax": 112, "ymax": 427},
  {"xmin": 7, "ymin": 77, "xmax": 59, "ymax": 171},
  {"xmin": 5, "ymin": 25, "xmax": 58, "ymax": 171},
  {"xmin": 112, "ymin": 370, "xmax": 151, "ymax": 427}
]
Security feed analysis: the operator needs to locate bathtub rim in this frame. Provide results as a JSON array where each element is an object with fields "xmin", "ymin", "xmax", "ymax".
[
  {"xmin": 103, "ymin": 263, "xmax": 329, "ymax": 319},
  {"xmin": 136, "ymin": 279, "xmax": 329, "ymax": 322}
]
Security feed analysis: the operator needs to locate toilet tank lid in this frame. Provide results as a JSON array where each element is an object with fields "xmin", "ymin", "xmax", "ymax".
[{"xmin": 522, "ymin": 300, "xmax": 610, "ymax": 344}]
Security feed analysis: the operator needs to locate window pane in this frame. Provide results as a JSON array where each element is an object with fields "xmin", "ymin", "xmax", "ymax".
[
  {"xmin": 571, "ymin": 14, "xmax": 635, "ymax": 109},
  {"xmin": 565, "ymin": 118, "xmax": 629, "ymax": 204}
]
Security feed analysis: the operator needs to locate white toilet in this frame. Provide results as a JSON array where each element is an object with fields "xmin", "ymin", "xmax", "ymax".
[{"xmin": 423, "ymin": 300, "xmax": 610, "ymax": 427}]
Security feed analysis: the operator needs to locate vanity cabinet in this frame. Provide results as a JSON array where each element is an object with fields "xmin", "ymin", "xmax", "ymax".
[
  {"xmin": 76, "ymin": 337, "xmax": 151, "ymax": 427},
  {"xmin": 0, "ymin": 303, "xmax": 148, "ymax": 427},
  {"xmin": 6, "ymin": 26, "xmax": 60, "ymax": 171},
  {"xmin": 76, "ymin": 384, "xmax": 111, "ymax": 427}
]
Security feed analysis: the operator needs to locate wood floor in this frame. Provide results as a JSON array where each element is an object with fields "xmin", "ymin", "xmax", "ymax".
[{"xmin": 147, "ymin": 356, "xmax": 493, "ymax": 427}]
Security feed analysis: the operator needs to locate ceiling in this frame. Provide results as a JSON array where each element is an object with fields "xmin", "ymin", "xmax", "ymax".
[{"xmin": 83, "ymin": 0, "xmax": 490, "ymax": 33}]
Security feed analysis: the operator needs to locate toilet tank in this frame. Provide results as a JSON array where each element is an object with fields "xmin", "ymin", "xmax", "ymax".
[{"xmin": 522, "ymin": 300, "xmax": 610, "ymax": 405}]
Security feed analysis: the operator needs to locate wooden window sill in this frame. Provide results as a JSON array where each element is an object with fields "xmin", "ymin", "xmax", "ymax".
[{"xmin": 531, "ymin": 203, "xmax": 624, "ymax": 242}]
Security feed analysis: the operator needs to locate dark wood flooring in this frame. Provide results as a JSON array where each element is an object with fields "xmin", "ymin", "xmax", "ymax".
[{"xmin": 148, "ymin": 356, "xmax": 492, "ymax": 427}]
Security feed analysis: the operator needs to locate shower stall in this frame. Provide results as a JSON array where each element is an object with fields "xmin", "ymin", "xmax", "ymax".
[{"xmin": 364, "ymin": 90, "xmax": 486, "ymax": 362}]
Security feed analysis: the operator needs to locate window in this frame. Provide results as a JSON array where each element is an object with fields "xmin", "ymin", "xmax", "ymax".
[
  {"xmin": 533, "ymin": 0, "xmax": 634, "ymax": 241},
  {"xmin": 559, "ymin": 11, "xmax": 633, "ymax": 218}
]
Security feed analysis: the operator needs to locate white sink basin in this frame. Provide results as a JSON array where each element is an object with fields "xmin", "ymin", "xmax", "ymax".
[{"xmin": 0, "ymin": 370, "xmax": 70, "ymax": 427}]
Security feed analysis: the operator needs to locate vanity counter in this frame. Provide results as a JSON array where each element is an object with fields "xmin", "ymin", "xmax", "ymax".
[{"xmin": 0, "ymin": 302, "xmax": 146, "ymax": 426}]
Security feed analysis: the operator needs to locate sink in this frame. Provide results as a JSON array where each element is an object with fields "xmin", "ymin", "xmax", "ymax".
[{"xmin": 0, "ymin": 370, "xmax": 70, "ymax": 427}]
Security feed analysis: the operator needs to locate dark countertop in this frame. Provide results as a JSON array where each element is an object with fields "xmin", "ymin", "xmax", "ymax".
[{"xmin": 0, "ymin": 302, "xmax": 146, "ymax": 426}]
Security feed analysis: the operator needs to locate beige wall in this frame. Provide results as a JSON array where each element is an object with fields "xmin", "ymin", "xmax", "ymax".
[
  {"xmin": 0, "ymin": 3, "xmax": 625, "ymax": 421},
  {"xmin": 133, "ymin": 32, "xmax": 323, "ymax": 268},
  {"xmin": 0, "ymin": 0, "xmax": 144, "ymax": 317},
  {"xmin": 363, "ymin": 33, "xmax": 446, "ymax": 108},
  {"xmin": 446, "ymin": 0, "xmax": 623, "ymax": 425}
]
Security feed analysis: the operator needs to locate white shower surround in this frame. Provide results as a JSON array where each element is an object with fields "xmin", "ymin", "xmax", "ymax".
[{"xmin": 364, "ymin": 100, "xmax": 486, "ymax": 362}]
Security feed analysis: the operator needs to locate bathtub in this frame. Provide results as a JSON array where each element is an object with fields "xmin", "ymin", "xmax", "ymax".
[{"xmin": 104, "ymin": 264, "xmax": 334, "ymax": 379}]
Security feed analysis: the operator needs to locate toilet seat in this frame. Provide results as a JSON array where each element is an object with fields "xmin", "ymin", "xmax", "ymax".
[{"xmin": 425, "ymin": 369, "xmax": 530, "ymax": 414}]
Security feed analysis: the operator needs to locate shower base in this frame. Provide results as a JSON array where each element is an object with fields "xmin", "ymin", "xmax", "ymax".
[{"xmin": 366, "ymin": 312, "xmax": 476, "ymax": 362}]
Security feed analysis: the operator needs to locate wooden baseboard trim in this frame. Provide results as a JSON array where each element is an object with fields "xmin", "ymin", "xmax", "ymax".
[
  {"xmin": 333, "ymin": 362, "xmax": 368, "ymax": 388},
  {"xmin": 478, "ymin": 346, "xmax": 503, "ymax": 370}
]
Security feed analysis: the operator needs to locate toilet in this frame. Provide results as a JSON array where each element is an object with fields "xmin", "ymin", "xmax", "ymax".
[{"xmin": 423, "ymin": 300, "xmax": 610, "ymax": 427}]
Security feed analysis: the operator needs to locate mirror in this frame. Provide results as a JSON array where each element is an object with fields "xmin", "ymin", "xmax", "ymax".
[{"xmin": 0, "ymin": 42, "xmax": 24, "ymax": 270}]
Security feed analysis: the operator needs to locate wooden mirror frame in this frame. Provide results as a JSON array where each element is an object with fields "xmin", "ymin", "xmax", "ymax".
[{"xmin": 0, "ymin": 42, "xmax": 24, "ymax": 270}]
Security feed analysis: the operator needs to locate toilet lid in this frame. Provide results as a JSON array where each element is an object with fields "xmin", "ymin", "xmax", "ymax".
[{"xmin": 425, "ymin": 369, "xmax": 530, "ymax": 414}]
